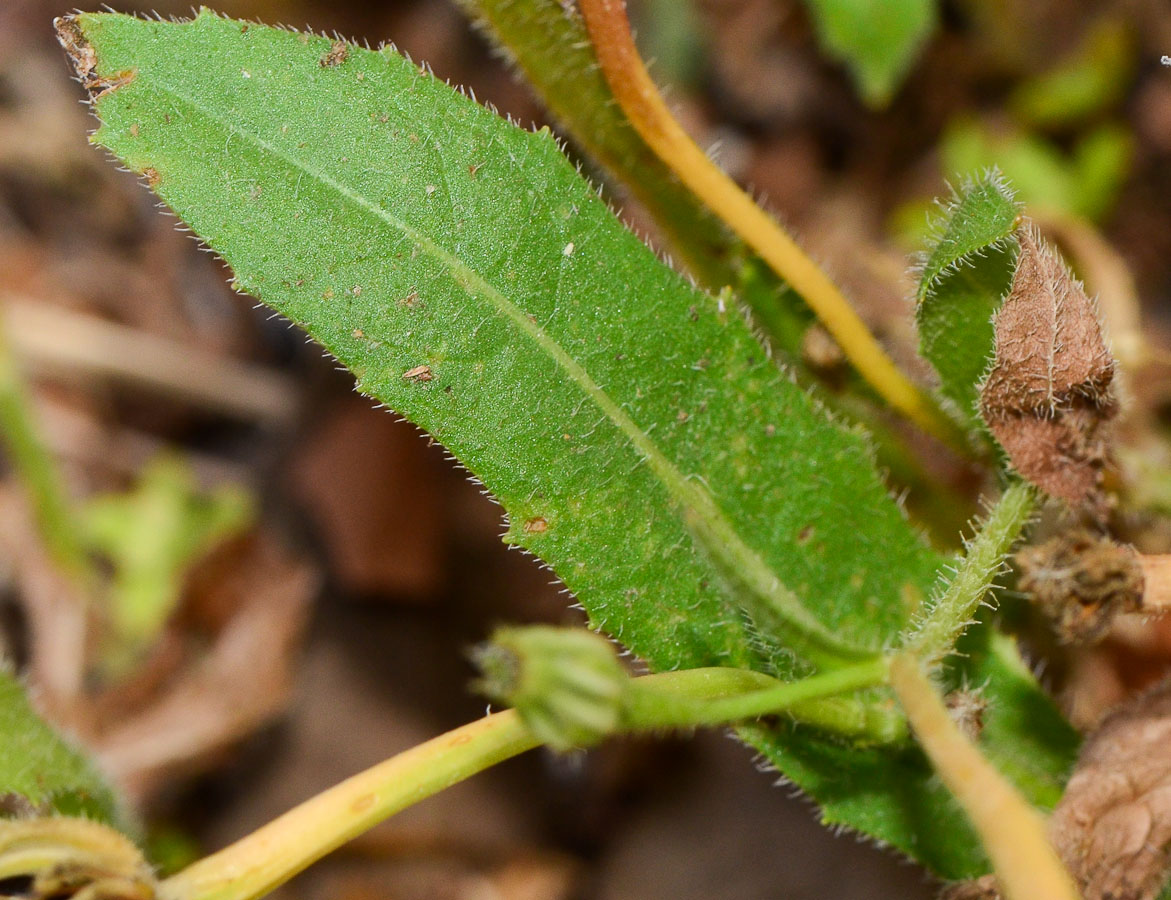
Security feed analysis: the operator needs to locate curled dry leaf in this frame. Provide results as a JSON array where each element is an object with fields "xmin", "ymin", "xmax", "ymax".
[
  {"xmin": 1017, "ymin": 530, "xmax": 1144, "ymax": 645},
  {"xmin": 1047, "ymin": 677, "xmax": 1171, "ymax": 900},
  {"xmin": 979, "ymin": 227, "xmax": 1117, "ymax": 506},
  {"xmin": 941, "ymin": 679, "xmax": 1171, "ymax": 900}
]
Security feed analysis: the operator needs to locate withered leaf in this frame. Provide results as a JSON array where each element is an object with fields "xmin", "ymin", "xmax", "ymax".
[
  {"xmin": 941, "ymin": 680, "xmax": 1171, "ymax": 900},
  {"xmin": 980, "ymin": 227, "xmax": 1117, "ymax": 505},
  {"xmin": 1016, "ymin": 530, "xmax": 1144, "ymax": 645},
  {"xmin": 1048, "ymin": 678, "xmax": 1171, "ymax": 900}
]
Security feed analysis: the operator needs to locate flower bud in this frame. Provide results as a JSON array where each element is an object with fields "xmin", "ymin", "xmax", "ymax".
[
  {"xmin": 472, "ymin": 626, "xmax": 628, "ymax": 752},
  {"xmin": 0, "ymin": 817, "xmax": 156, "ymax": 899}
]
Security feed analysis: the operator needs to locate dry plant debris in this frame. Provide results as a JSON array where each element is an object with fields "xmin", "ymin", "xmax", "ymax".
[
  {"xmin": 943, "ymin": 678, "xmax": 1171, "ymax": 900},
  {"xmin": 1047, "ymin": 677, "xmax": 1171, "ymax": 900},
  {"xmin": 1017, "ymin": 530, "xmax": 1144, "ymax": 645},
  {"xmin": 980, "ymin": 227, "xmax": 1117, "ymax": 507}
]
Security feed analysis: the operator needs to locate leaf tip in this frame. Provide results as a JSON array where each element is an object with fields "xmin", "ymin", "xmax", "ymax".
[{"xmin": 54, "ymin": 13, "xmax": 135, "ymax": 100}]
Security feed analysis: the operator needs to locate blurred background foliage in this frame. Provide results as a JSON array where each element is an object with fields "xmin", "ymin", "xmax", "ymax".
[{"xmin": 1, "ymin": 0, "xmax": 1170, "ymax": 898}]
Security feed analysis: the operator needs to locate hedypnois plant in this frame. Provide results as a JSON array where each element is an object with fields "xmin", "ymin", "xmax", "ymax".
[{"xmin": 2, "ymin": 3, "xmax": 1151, "ymax": 899}]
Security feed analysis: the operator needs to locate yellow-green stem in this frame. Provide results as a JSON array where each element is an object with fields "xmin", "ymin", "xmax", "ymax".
[
  {"xmin": 161, "ymin": 710, "xmax": 539, "ymax": 900},
  {"xmin": 163, "ymin": 661, "xmax": 893, "ymax": 900},
  {"xmin": 889, "ymin": 653, "xmax": 1078, "ymax": 900},
  {"xmin": 628, "ymin": 658, "xmax": 897, "ymax": 737},
  {"xmin": 577, "ymin": 0, "xmax": 966, "ymax": 451}
]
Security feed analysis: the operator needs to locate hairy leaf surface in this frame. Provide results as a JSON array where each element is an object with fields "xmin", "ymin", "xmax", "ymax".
[
  {"xmin": 916, "ymin": 174, "xmax": 1020, "ymax": 428},
  {"xmin": 67, "ymin": 11, "xmax": 1073, "ymax": 876},
  {"xmin": 0, "ymin": 670, "xmax": 120, "ymax": 822},
  {"xmin": 70, "ymin": 8, "xmax": 939, "ymax": 670},
  {"xmin": 457, "ymin": 0, "xmax": 814, "ymax": 361}
]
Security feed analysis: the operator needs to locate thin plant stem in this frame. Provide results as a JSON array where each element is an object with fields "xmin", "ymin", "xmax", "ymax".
[
  {"xmin": 160, "ymin": 711, "xmax": 540, "ymax": 900},
  {"xmin": 903, "ymin": 479, "xmax": 1035, "ymax": 665},
  {"xmin": 627, "ymin": 658, "xmax": 898, "ymax": 738},
  {"xmin": 576, "ymin": 0, "xmax": 966, "ymax": 451},
  {"xmin": 0, "ymin": 318, "xmax": 90, "ymax": 584},
  {"xmin": 161, "ymin": 662, "xmax": 891, "ymax": 900},
  {"xmin": 889, "ymin": 653, "xmax": 1078, "ymax": 900}
]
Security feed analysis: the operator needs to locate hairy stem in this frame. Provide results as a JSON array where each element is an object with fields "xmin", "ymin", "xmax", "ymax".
[
  {"xmin": 889, "ymin": 653, "xmax": 1078, "ymax": 900},
  {"xmin": 903, "ymin": 479, "xmax": 1036, "ymax": 665},
  {"xmin": 0, "ymin": 318, "xmax": 90, "ymax": 584},
  {"xmin": 576, "ymin": 0, "xmax": 965, "ymax": 450}
]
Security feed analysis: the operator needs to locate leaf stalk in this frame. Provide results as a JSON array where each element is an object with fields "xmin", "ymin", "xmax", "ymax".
[{"xmin": 576, "ymin": 0, "xmax": 965, "ymax": 450}]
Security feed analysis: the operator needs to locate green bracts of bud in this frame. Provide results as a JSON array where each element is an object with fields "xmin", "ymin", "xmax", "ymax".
[{"xmin": 473, "ymin": 626, "xmax": 628, "ymax": 752}]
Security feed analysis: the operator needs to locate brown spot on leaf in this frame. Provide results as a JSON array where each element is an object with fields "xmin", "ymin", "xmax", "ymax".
[
  {"xmin": 402, "ymin": 365, "xmax": 433, "ymax": 383},
  {"xmin": 1017, "ymin": 530, "xmax": 1143, "ymax": 645},
  {"xmin": 54, "ymin": 16, "xmax": 136, "ymax": 98},
  {"xmin": 142, "ymin": 168, "xmax": 160, "ymax": 187},
  {"xmin": 523, "ymin": 517, "xmax": 548, "ymax": 534},
  {"xmin": 319, "ymin": 40, "xmax": 349, "ymax": 68},
  {"xmin": 979, "ymin": 227, "xmax": 1117, "ymax": 506}
]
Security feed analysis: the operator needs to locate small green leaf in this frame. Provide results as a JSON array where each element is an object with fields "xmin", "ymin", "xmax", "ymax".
[
  {"xmin": 1009, "ymin": 19, "xmax": 1133, "ymax": 129},
  {"xmin": 915, "ymin": 173, "xmax": 1019, "ymax": 428},
  {"xmin": 947, "ymin": 629, "xmax": 1078, "ymax": 812},
  {"xmin": 802, "ymin": 0, "xmax": 937, "ymax": 106},
  {"xmin": 0, "ymin": 669, "xmax": 121, "ymax": 823},
  {"xmin": 82, "ymin": 454, "xmax": 253, "ymax": 667},
  {"xmin": 940, "ymin": 118, "xmax": 1132, "ymax": 222}
]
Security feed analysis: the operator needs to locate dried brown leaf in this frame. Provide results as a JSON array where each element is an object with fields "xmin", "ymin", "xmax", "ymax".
[
  {"xmin": 1047, "ymin": 677, "xmax": 1171, "ymax": 900},
  {"xmin": 1017, "ymin": 530, "xmax": 1144, "ymax": 645},
  {"xmin": 980, "ymin": 227, "xmax": 1117, "ymax": 505}
]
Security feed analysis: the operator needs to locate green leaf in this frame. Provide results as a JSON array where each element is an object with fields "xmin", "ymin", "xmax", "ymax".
[
  {"xmin": 940, "ymin": 118, "xmax": 1131, "ymax": 222},
  {"xmin": 1009, "ymin": 19, "xmax": 1133, "ymax": 129},
  {"xmin": 0, "ymin": 668, "xmax": 121, "ymax": 823},
  {"xmin": 742, "ymin": 628, "xmax": 1077, "ymax": 880},
  {"xmin": 66, "ymin": 11, "xmax": 1073, "ymax": 875},
  {"xmin": 71, "ymin": 8, "xmax": 939, "ymax": 672},
  {"xmin": 82, "ymin": 454, "xmax": 253, "ymax": 668},
  {"xmin": 802, "ymin": 0, "xmax": 937, "ymax": 106},
  {"xmin": 456, "ymin": 0, "xmax": 813, "ymax": 362},
  {"xmin": 947, "ymin": 629, "xmax": 1078, "ymax": 812},
  {"xmin": 746, "ymin": 482, "xmax": 1077, "ymax": 879},
  {"xmin": 915, "ymin": 173, "xmax": 1019, "ymax": 428}
]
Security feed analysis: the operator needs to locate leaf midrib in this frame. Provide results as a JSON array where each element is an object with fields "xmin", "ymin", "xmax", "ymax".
[{"xmin": 117, "ymin": 65, "xmax": 875, "ymax": 666}]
